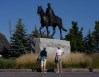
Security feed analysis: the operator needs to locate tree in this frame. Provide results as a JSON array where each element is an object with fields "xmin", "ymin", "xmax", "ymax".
[
  {"xmin": 28, "ymin": 26, "xmax": 53, "ymax": 53},
  {"xmin": 83, "ymin": 30, "xmax": 94, "ymax": 53},
  {"xmin": 31, "ymin": 25, "xmax": 52, "ymax": 38},
  {"xmin": 10, "ymin": 19, "xmax": 29, "ymax": 57},
  {"xmin": 64, "ymin": 21, "xmax": 84, "ymax": 52},
  {"xmin": 92, "ymin": 21, "xmax": 99, "ymax": 52}
]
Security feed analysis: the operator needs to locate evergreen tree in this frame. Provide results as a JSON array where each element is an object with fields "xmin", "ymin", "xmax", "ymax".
[
  {"xmin": 84, "ymin": 30, "xmax": 94, "ymax": 53},
  {"xmin": 31, "ymin": 25, "xmax": 41, "ymax": 38},
  {"xmin": 77, "ymin": 27, "xmax": 85, "ymax": 51},
  {"xmin": 31, "ymin": 25, "xmax": 52, "ymax": 38},
  {"xmin": 64, "ymin": 21, "xmax": 84, "ymax": 52},
  {"xmin": 92, "ymin": 21, "xmax": 99, "ymax": 52},
  {"xmin": 10, "ymin": 19, "xmax": 29, "ymax": 57},
  {"xmin": 28, "ymin": 26, "xmax": 53, "ymax": 53}
]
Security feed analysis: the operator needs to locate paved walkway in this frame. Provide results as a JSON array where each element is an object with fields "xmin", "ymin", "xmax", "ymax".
[
  {"xmin": 0, "ymin": 69, "xmax": 99, "ymax": 72},
  {"xmin": 0, "ymin": 72, "xmax": 99, "ymax": 77}
]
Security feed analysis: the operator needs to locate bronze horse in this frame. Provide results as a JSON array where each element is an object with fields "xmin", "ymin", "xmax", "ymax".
[{"xmin": 37, "ymin": 6, "xmax": 67, "ymax": 39}]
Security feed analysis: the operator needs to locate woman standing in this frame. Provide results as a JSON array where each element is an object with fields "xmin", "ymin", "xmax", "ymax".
[
  {"xmin": 55, "ymin": 46, "xmax": 64, "ymax": 73},
  {"xmin": 38, "ymin": 47, "xmax": 47, "ymax": 73}
]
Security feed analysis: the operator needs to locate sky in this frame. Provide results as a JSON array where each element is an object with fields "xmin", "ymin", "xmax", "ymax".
[{"xmin": 0, "ymin": 0, "xmax": 99, "ymax": 42}]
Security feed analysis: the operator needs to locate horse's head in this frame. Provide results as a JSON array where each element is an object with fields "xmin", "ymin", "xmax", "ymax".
[{"xmin": 37, "ymin": 6, "xmax": 43, "ymax": 15}]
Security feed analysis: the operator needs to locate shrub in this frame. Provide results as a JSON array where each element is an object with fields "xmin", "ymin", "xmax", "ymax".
[
  {"xmin": 90, "ymin": 53, "xmax": 99, "ymax": 68},
  {"xmin": 0, "ymin": 58, "xmax": 16, "ymax": 69}
]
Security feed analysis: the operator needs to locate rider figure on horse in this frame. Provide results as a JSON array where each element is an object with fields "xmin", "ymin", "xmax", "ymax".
[{"xmin": 46, "ymin": 3, "xmax": 56, "ymax": 25}]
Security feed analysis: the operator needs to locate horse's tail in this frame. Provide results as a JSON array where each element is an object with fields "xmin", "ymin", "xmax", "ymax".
[
  {"xmin": 62, "ymin": 27, "xmax": 67, "ymax": 32},
  {"xmin": 56, "ymin": 16, "xmax": 67, "ymax": 32}
]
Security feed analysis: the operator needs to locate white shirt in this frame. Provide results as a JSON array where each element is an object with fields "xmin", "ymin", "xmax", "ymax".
[{"xmin": 56, "ymin": 49, "xmax": 64, "ymax": 56}]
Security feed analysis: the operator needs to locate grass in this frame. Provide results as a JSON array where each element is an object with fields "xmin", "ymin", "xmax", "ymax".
[
  {"xmin": 16, "ymin": 53, "xmax": 38, "ymax": 69},
  {"xmin": 16, "ymin": 52, "xmax": 92, "ymax": 69},
  {"xmin": 0, "ymin": 52, "xmax": 99, "ymax": 69},
  {"xmin": 62, "ymin": 52, "xmax": 92, "ymax": 68}
]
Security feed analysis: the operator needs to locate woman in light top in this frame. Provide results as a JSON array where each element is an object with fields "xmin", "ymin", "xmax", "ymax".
[{"xmin": 56, "ymin": 46, "xmax": 64, "ymax": 73}]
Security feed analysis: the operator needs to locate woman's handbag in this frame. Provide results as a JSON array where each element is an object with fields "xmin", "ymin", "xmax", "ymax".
[
  {"xmin": 54, "ymin": 56, "xmax": 58, "ymax": 63},
  {"xmin": 37, "ymin": 57, "xmax": 41, "ymax": 63}
]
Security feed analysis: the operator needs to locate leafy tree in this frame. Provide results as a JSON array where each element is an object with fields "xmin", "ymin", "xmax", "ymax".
[
  {"xmin": 92, "ymin": 21, "xmax": 99, "ymax": 52},
  {"xmin": 10, "ymin": 19, "xmax": 29, "ymax": 57},
  {"xmin": 64, "ymin": 21, "xmax": 84, "ymax": 52}
]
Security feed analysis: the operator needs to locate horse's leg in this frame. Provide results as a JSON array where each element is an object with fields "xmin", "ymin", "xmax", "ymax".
[
  {"xmin": 46, "ymin": 26, "xmax": 49, "ymax": 37},
  {"xmin": 59, "ymin": 27, "xmax": 63, "ymax": 40},
  {"xmin": 51, "ymin": 26, "xmax": 56, "ymax": 38},
  {"xmin": 39, "ymin": 26, "xmax": 43, "ymax": 34}
]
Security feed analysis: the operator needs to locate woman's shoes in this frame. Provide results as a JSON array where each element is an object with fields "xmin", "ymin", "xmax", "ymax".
[
  {"xmin": 56, "ymin": 71, "xmax": 62, "ymax": 73},
  {"xmin": 56, "ymin": 71, "xmax": 59, "ymax": 73}
]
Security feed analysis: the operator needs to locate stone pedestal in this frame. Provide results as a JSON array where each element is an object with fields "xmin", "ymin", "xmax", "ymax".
[{"xmin": 30, "ymin": 38, "xmax": 71, "ymax": 56}]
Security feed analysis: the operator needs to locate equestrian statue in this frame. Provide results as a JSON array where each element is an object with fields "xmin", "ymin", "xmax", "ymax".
[{"xmin": 37, "ymin": 3, "xmax": 67, "ymax": 39}]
